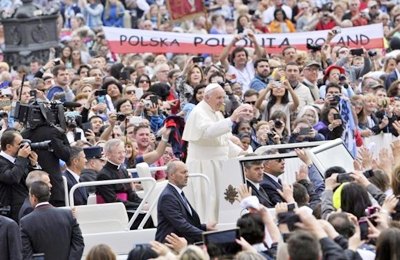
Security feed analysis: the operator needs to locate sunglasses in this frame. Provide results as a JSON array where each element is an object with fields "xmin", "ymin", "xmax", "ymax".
[
  {"xmin": 126, "ymin": 90, "xmax": 135, "ymax": 95},
  {"xmin": 139, "ymin": 80, "xmax": 149, "ymax": 83},
  {"xmin": 244, "ymin": 101, "xmax": 256, "ymax": 105}
]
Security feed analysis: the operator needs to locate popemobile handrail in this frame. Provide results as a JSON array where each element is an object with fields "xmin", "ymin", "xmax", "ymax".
[{"xmin": 69, "ymin": 177, "xmax": 156, "ymax": 230}]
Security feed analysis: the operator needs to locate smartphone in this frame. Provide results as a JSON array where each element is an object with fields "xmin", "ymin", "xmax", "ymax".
[
  {"xmin": 95, "ymin": 89, "xmax": 107, "ymax": 96},
  {"xmin": 74, "ymin": 132, "xmax": 82, "ymax": 141},
  {"xmin": 333, "ymin": 114, "xmax": 341, "ymax": 120},
  {"xmin": 363, "ymin": 169, "xmax": 374, "ymax": 178},
  {"xmin": 336, "ymin": 173, "xmax": 354, "ymax": 183},
  {"xmin": 359, "ymin": 217, "xmax": 369, "ymax": 240},
  {"xmin": 54, "ymin": 58, "xmax": 61, "ymax": 66},
  {"xmin": 350, "ymin": 48, "xmax": 364, "ymax": 56},
  {"xmin": 193, "ymin": 56, "xmax": 204, "ymax": 63},
  {"xmin": 277, "ymin": 212, "xmax": 301, "ymax": 231},
  {"xmin": 150, "ymin": 95, "xmax": 159, "ymax": 104},
  {"xmin": 203, "ymin": 228, "xmax": 241, "ymax": 258},
  {"xmin": 287, "ymin": 203, "xmax": 296, "ymax": 211},
  {"xmin": 299, "ymin": 127, "xmax": 311, "ymax": 135}
]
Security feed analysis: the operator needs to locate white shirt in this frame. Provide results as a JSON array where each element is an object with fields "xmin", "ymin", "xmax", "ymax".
[
  {"xmin": 227, "ymin": 62, "xmax": 255, "ymax": 93},
  {"xmin": 0, "ymin": 150, "xmax": 15, "ymax": 163},
  {"xmin": 66, "ymin": 168, "xmax": 80, "ymax": 183},
  {"xmin": 169, "ymin": 182, "xmax": 192, "ymax": 215},
  {"xmin": 35, "ymin": 202, "xmax": 50, "ymax": 208},
  {"xmin": 246, "ymin": 179, "xmax": 260, "ymax": 190},
  {"xmin": 265, "ymin": 173, "xmax": 281, "ymax": 184}
]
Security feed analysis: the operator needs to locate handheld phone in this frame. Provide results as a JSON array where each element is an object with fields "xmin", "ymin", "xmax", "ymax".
[
  {"xmin": 203, "ymin": 228, "xmax": 241, "ymax": 258},
  {"xmin": 333, "ymin": 114, "xmax": 341, "ymax": 120},
  {"xmin": 350, "ymin": 48, "xmax": 364, "ymax": 56},
  {"xmin": 277, "ymin": 211, "xmax": 301, "ymax": 231},
  {"xmin": 299, "ymin": 127, "xmax": 312, "ymax": 135},
  {"xmin": 150, "ymin": 95, "xmax": 159, "ymax": 104},
  {"xmin": 336, "ymin": 173, "xmax": 354, "ymax": 183},
  {"xmin": 193, "ymin": 56, "xmax": 204, "ymax": 63},
  {"xmin": 95, "ymin": 89, "xmax": 107, "ymax": 96},
  {"xmin": 359, "ymin": 217, "xmax": 369, "ymax": 240}
]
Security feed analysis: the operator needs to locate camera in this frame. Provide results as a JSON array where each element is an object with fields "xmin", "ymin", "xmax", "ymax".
[
  {"xmin": 306, "ymin": 43, "xmax": 322, "ymax": 52},
  {"xmin": 116, "ymin": 113, "xmax": 127, "ymax": 122},
  {"xmin": 368, "ymin": 50, "xmax": 377, "ymax": 57},
  {"xmin": 274, "ymin": 119, "xmax": 283, "ymax": 128},
  {"xmin": 277, "ymin": 211, "xmax": 301, "ymax": 231},
  {"xmin": 54, "ymin": 58, "xmax": 61, "ymax": 66},
  {"xmin": 143, "ymin": 99, "xmax": 152, "ymax": 109},
  {"xmin": 339, "ymin": 74, "xmax": 347, "ymax": 81},
  {"xmin": 95, "ymin": 89, "xmax": 107, "ymax": 96},
  {"xmin": 336, "ymin": 173, "xmax": 354, "ymax": 183},
  {"xmin": 20, "ymin": 139, "xmax": 52, "ymax": 151}
]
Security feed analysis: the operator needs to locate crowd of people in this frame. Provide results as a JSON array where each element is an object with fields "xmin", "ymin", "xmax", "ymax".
[{"xmin": 2, "ymin": 0, "xmax": 400, "ymax": 259}]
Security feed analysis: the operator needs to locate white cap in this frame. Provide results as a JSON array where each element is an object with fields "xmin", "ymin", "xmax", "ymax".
[{"xmin": 204, "ymin": 83, "xmax": 222, "ymax": 94}]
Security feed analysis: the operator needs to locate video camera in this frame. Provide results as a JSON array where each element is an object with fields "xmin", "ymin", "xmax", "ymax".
[
  {"xmin": 14, "ymin": 100, "xmax": 66, "ymax": 130},
  {"xmin": 20, "ymin": 139, "xmax": 52, "ymax": 151}
]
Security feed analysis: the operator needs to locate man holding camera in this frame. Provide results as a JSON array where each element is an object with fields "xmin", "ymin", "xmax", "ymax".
[
  {"xmin": 22, "ymin": 124, "xmax": 71, "ymax": 207},
  {"xmin": 0, "ymin": 130, "xmax": 40, "ymax": 222}
]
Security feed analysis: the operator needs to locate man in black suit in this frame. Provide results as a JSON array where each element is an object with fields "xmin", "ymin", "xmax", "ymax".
[
  {"xmin": 20, "ymin": 181, "xmax": 84, "ymax": 260},
  {"xmin": 156, "ymin": 160, "xmax": 216, "ymax": 244},
  {"xmin": 18, "ymin": 170, "xmax": 52, "ymax": 221},
  {"xmin": 0, "ymin": 130, "xmax": 40, "ymax": 222},
  {"xmin": 242, "ymin": 155, "xmax": 274, "ymax": 208},
  {"xmin": 0, "ymin": 215, "xmax": 22, "ymax": 260},
  {"xmin": 63, "ymin": 146, "xmax": 88, "ymax": 206},
  {"xmin": 22, "ymin": 124, "xmax": 71, "ymax": 207},
  {"xmin": 260, "ymin": 149, "xmax": 295, "ymax": 206}
]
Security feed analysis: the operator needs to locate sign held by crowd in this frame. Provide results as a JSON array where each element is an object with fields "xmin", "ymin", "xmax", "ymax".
[{"xmin": 104, "ymin": 23, "xmax": 384, "ymax": 54}]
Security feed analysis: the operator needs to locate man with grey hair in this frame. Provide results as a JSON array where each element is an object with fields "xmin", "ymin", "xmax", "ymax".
[
  {"xmin": 96, "ymin": 139, "xmax": 150, "ymax": 229},
  {"xmin": 156, "ymin": 160, "xmax": 215, "ymax": 244},
  {"xmin": 18, "ymin": 170, "xmax": 52, "ymax": 221},
  {"xmin": 182, "ymin": 83, "xmax": 253, "ymax": 222}
]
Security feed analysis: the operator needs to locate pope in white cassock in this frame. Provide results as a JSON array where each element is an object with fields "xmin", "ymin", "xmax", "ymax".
[{"xmin": 182, "ymin": 83, "xmax": 253, "ymax": 222}]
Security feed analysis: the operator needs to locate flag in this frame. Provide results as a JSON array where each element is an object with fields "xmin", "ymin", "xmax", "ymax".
[
  {"xmin": 340, "ymin": 99, "xmax": 357, "ymax": 157},
  {"xmin": 166, "ymin": 0, "xmax": 205, "ymax": 21}
]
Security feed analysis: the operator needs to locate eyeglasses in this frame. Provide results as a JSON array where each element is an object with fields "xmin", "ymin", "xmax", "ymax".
[
  {"xmin": 244, "ymin": 101, "xmax": 256, "ymax": 105},
  {"xmin": 126, "ymin": 90, "xmax": 135, "ymax": 94},
  {"xmin": 139, "ymin": 80, "xmax": 149, "ymax": 83}
]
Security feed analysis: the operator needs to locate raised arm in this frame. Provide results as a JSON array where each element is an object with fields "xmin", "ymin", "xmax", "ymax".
[{"xmin": 219, "ymin": 35, "xmax": 241, "ymax": 71}]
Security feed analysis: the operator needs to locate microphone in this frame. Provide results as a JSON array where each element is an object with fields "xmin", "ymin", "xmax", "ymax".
[{"xmin": 63, "ymin": 102, "xmax": 82, "ymax": 108}]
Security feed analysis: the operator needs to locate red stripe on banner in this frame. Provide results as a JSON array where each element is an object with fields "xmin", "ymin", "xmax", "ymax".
[{"xmin": 107, "ymin": 38, "xmax": 384, "ymax": 55}]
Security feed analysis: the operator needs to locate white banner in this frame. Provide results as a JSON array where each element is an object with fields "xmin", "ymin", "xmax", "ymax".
[{"xmin": 104, "ymin": 24, "xmax": 384, "ymax": 54}]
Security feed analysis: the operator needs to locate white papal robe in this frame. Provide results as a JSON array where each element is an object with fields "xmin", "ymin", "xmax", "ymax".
[{"xmin": 182, "ymin": 101, "xmax": 242, "ymax": 222}]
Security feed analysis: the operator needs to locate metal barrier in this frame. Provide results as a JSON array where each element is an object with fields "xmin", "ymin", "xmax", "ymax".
[
  {"xmin": 127, "ymin": 166, "xmax": 167, "ymax": 174},
  {"xmin": 62, "ymin": 176, "xmax": 69, "ymax": 207},
  {"xmin": 69, "ymin": 177, "xmax": 156, "ymax": 230},
  {"xmin": 254, "ymin": 140, "xmax": 328, "ymax": 154}
]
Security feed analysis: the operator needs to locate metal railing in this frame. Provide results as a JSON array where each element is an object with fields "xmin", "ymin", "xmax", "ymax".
[{"xmin": 69, "ymin": 177, "xmax": 156, "ymax": 230}]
